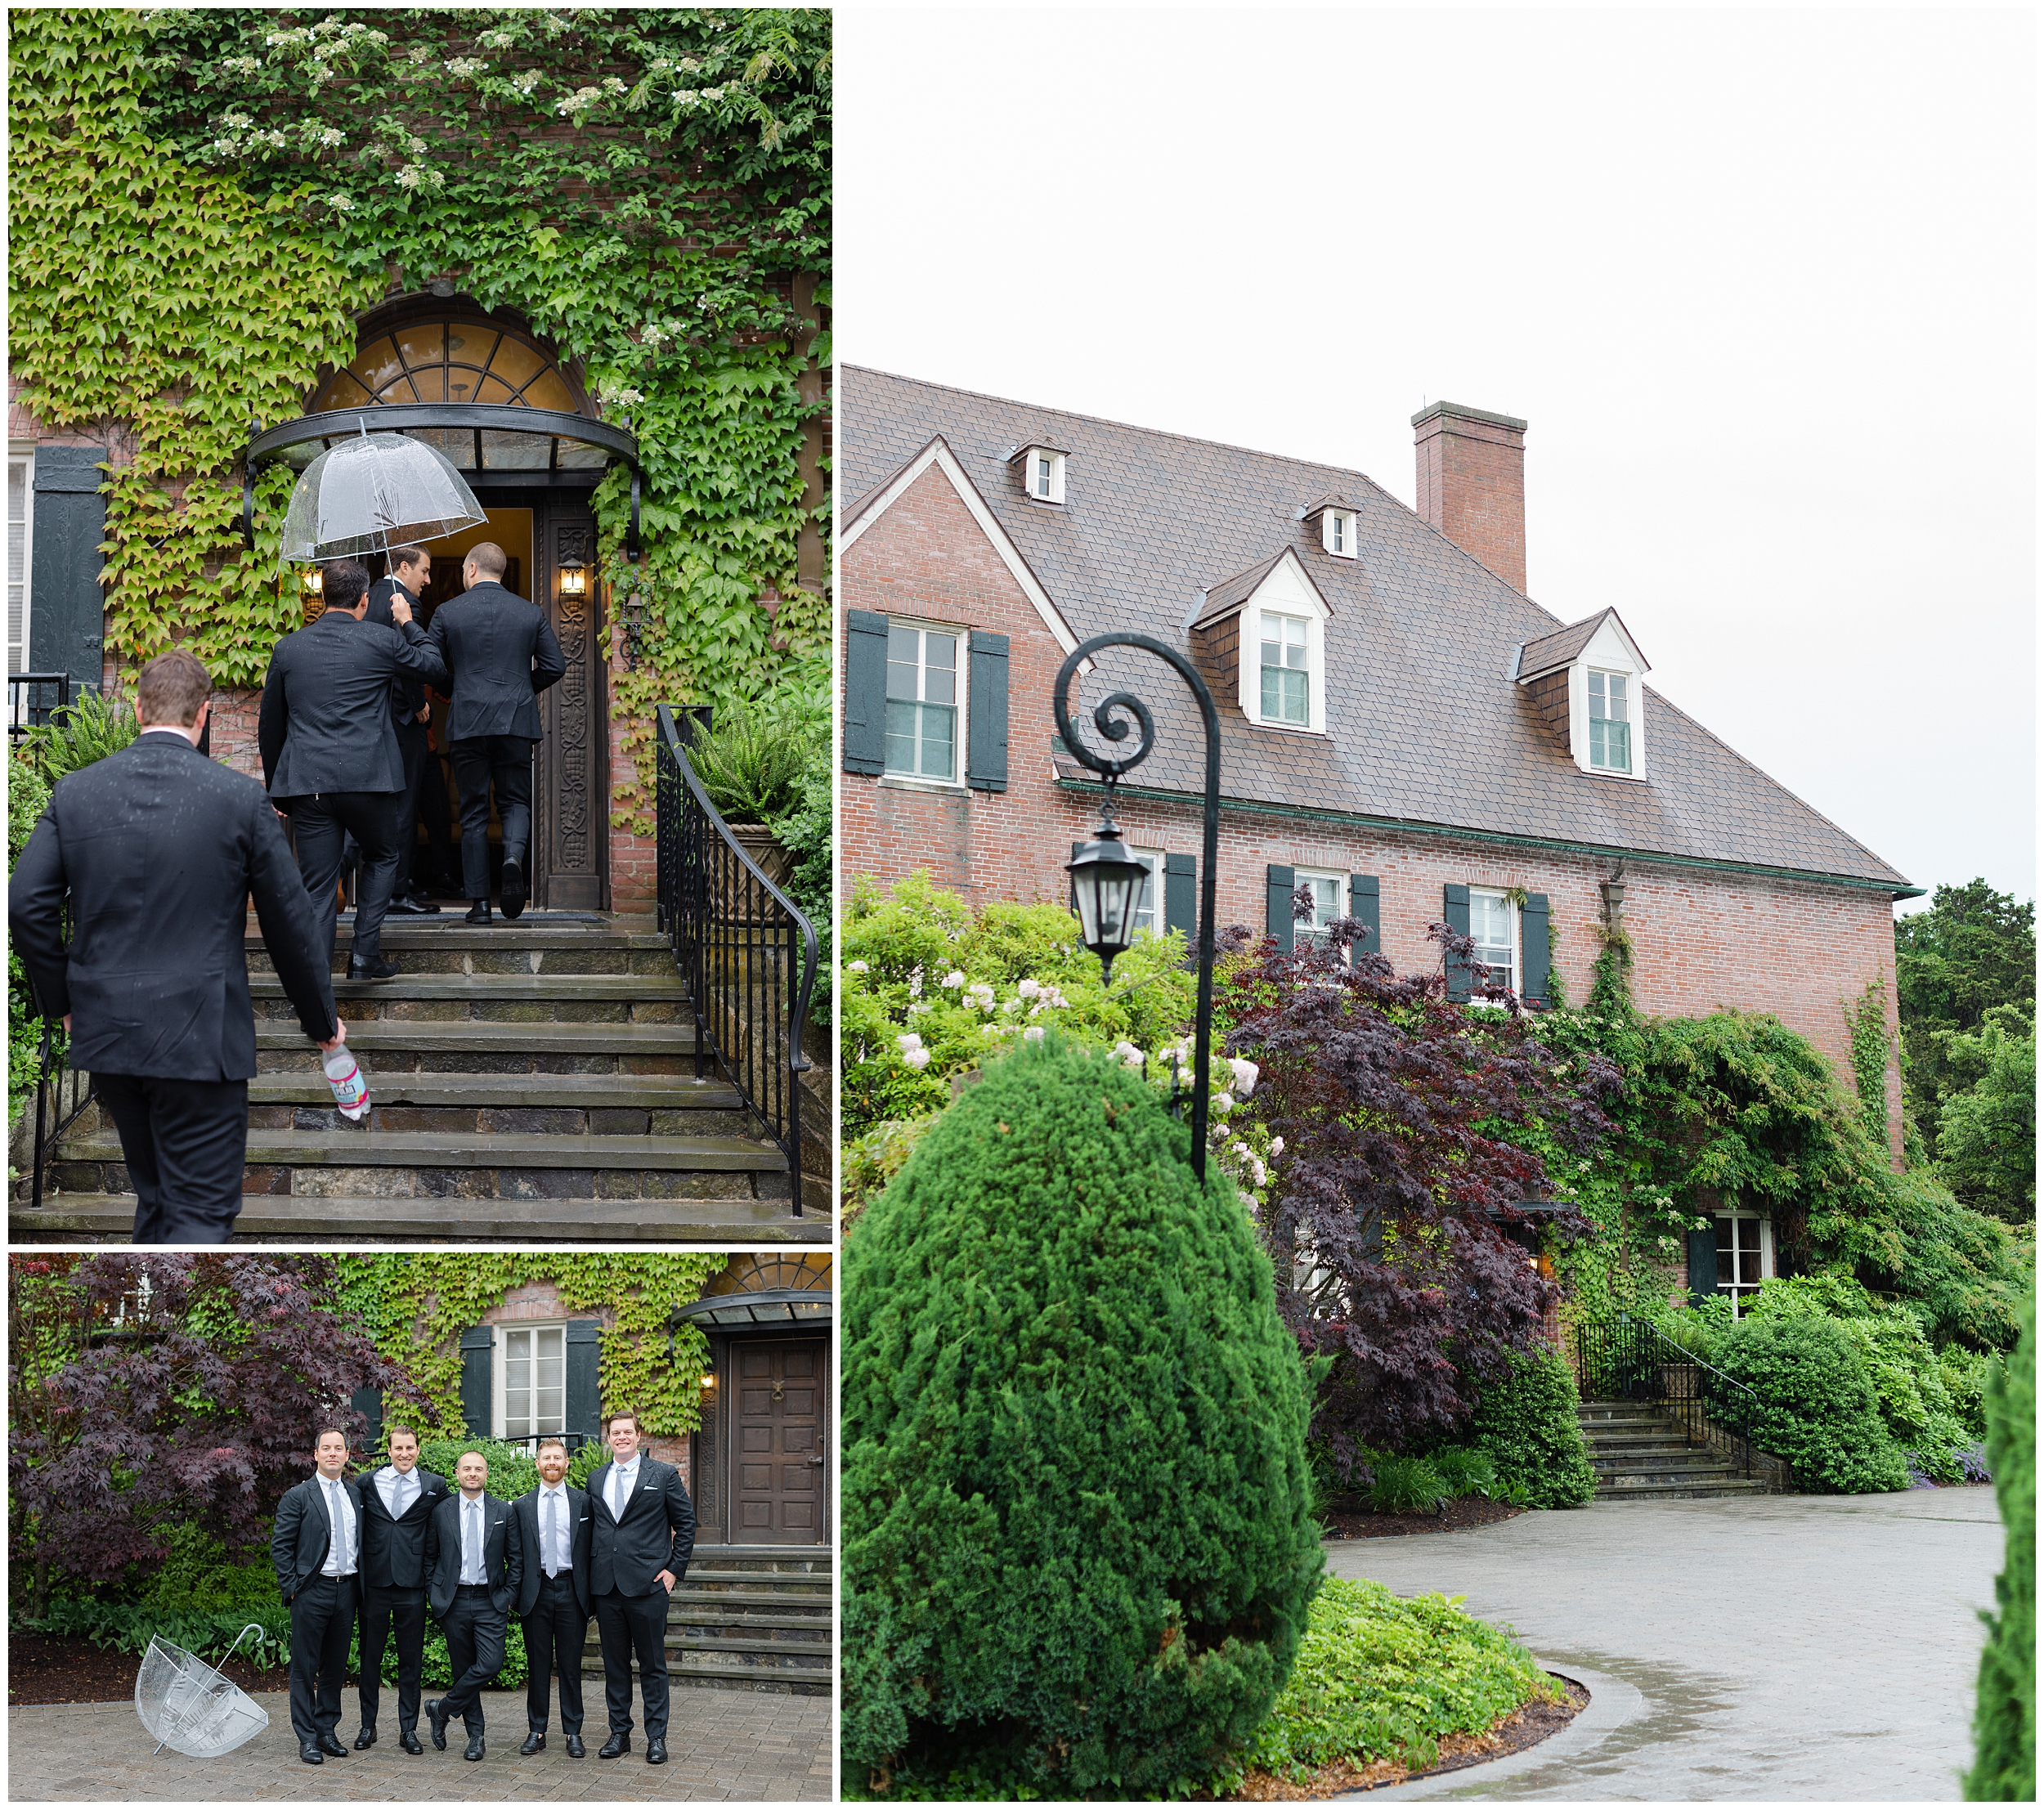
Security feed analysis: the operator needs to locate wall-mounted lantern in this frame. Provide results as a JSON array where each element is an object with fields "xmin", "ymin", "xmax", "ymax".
[
  {"xmin": 558, "ymin": 551, "xmax": 587, "ymax": 599},
  {"xmin": 299, "ymin": 567, "xmax": 324, "ymax": 598}
]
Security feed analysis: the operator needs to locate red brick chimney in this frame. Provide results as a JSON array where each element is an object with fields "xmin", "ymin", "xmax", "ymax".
[{"xmin": 1412, "ymin": 401, "xmax": 1527, "ymax": 593}]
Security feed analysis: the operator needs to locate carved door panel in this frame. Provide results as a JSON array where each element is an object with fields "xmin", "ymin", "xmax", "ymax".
[
  {"xmin": 533, "ymin": 503, "xmax": 606, "ymax": 909},
  {"xmin": 728, "ymin": 1339, "xmax": 826, "ymax": 1545}
]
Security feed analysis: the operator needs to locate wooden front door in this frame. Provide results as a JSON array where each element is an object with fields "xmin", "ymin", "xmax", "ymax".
[
  {"xmin": 728, "ymin": 1338, "xmax": 827, "ymax": 1544},
  {"xmin": 531, "ymin": 500, "xmax": 606, "ymax": 910}
]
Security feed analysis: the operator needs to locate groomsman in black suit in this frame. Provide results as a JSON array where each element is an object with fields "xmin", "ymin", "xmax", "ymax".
[
  {"xmin": 258, "ymin": 554, "xmax": 449, "ymax": 979},
  {"xmin": 512, "ymin": 1436, "xmax": 594, "ymax": 1756},
  {"xmin": 585, "ymin": 1409, "xmax": 695, "ymax": 1764},
  {"xmin": 352, "ymin": 1423, "xmax": 447, "ymax": 1754},
  {"xmin": 271, "ymin": 1427, "xmax": 363, "ymax": 1765},
  {"xmin": 423, "ymin": 1450, "xmax": 522, "ymax": 1762},
  {"xmin": 7, "ymin": 647, "xmax": 342, "ymax": 1243},
  {"xmin": 424, "ymin": 541, "xmax": 564, "ymax": 923}
]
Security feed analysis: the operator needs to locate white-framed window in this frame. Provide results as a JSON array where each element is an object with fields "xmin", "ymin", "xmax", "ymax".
[
  {"xmin": 884, "ymin": 621, "xmax": 961, "ymax": 782},
  {"xmin": 8, "ymin": 449, "xmax": 33, "ymax": 676},
  {"xmin": 1260, "ymin": 612, "xmax": 1311, "ymax": 726},
  {"xmin": 1022, "ymin": 446, "xmax": 1065, "ymax": 504},
  {"xmin": 1128, "ymin": 848, "xmax": 1166, "ymax": 940},
  {"xmin": 1469, "ymin": 887, "xmax": 1517, "ymax": 992},
  {"xmin": 1587, "ymin": 669, "xmax": 1631, "ymax": 773},
  {"xmin": 1320, "ymin": 508, "xmax": 1356, "ymax": 558},
  {"xmin": 1715, "ymin": 1213, "xmax": 1774, "ymax": 1315},
  {"xmin": 495, "ymin": 1323, "xmax": 567, "ymax": 1439},
  {"xmin": 1295, "ymin": 867, "xmax": 1347, "ymax": 947}
]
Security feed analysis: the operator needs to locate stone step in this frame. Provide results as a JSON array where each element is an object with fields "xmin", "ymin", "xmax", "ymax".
[
  {"xmin": 247, "ymin": 925, "xmax": 670, "ymax": 978},
  {"xmin": 253, "ymin": 1021, "xmax": 699, "ymax": 1069},
  {"xmin": 1582, "ymin": 1433, "xmax": 1715, "ymax": 1454},
  {"xmin": 8, "ymin": 1193, "xmax": 827, "ymax": 1244},
  {"xmin": 668, "ymin": 1588, "xmax": 831, "ymax": 1612},
  {"xmin": 246, "ymin": 1073, "xmax": 744, "ymax": 1140},
  {"xmin": 1594, "ymin": 1476, "xmax": 1771, "ymax": 1499},
  {"xmin": 688, "ymin": 1547, "xmax": 831, "ymax": 1572},
  {"xmin": 670, "ymin": 1604, "xmax": 830, "ymax": 1628},
  {"xmin": 253, "ymin": 973, "xmax": 688, "ymax": 1008}
]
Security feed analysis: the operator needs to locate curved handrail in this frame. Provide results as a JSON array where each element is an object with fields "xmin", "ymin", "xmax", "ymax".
[{"xmin": 1635, "ymin": 1313, "xmax": 1764, "ymax": 1411}]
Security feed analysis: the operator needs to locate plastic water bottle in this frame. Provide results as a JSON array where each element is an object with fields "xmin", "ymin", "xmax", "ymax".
[{"xmin": 323, "ymin": 1043, "xmax": 370, "ymax": 1122}]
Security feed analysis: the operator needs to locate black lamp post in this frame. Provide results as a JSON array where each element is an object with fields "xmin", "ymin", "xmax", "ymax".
[{"xmin": 1055, "ymin": 633, "xmax": 1222, "ymax": 1182}]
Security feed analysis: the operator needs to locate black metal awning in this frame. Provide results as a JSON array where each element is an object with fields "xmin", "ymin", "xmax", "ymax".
[{"xmin": 670, "ymin": 1288, "xmax": 832, "ymax": 1329}]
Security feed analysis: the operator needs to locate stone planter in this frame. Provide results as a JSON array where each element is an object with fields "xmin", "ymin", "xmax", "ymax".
[{"xmin": 725, "ymin": 825, "xmax": 794, "ymax": 897}]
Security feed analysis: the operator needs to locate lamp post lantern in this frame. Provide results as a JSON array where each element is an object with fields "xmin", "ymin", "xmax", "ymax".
[{"xmin": 1053, "ymin": 632, "xmax": 1222, "ymax": 1181}]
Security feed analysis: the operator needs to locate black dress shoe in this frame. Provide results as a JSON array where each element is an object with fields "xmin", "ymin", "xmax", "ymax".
[
  {"xmin": 318, "ymin": 1732, "xmax": 348, "ymax": 1756},
  {"xmin": 646, "ymin": 1736, "xmax": 668, "ymax": 1765},
  {"xmin": 425, "ymin": 1699, "xmax": 449, "ymax": 1750},
  {"xmin": 500, "ymin": 858, "xmax": 527, "ymax": 921},
  {"xmin": 565, "ymin": 1734, "xmax": 585, "ymax": 1758},
  {"xmin": 400, "ymin": 1731, "xmax": 424, "ymax": 1754},
  {"xmin": 390, "ymin": 893, "xmax": 441, "ymax": 915},
  {"xmin": 353, "ymin": 1726, "xmax": 377, "ymax": 1750},
  {"xmin": 299, "ymin": 1743, "xmax": 325, "ymax": 1765},
  {"xmin": 520, "ymin": 1732, "xmax": 545, "ymax": 1755},
  {"xmin": 598, "ymin": 1732, "xmax": 630, "ymax": 1758},
  {"xmin": 347, "ymin": 954, "xmax": 400, "ymax": 981},
  {"xmin": 464, "ymin": 1734, "xmax": 486, "ymax": 1763},
  {"xmin": 464, "ymin": 900, "xmax": 492, "ymax": 925}
]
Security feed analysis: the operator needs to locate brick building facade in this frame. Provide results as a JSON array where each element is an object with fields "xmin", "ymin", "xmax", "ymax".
[{"xmin": 838, "ymin": 370, "xmax": 1919, "ymax": 1197}]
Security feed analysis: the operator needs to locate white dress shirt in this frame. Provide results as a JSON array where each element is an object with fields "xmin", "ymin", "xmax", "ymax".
[
  {"xmin": 374, "ymin": 1464, "xmax": 419, "ymax": 1519},
  {"xmin": 606, "ymin": 1457, "xmax": 640, "ymax": 1521},
  {"xmin": 536, "ymin": 1482, "xmax": 573, "ymax": 1577},
  {"xmin": 319, "ymin": 1476, "xmax": 358, "ymax": 1577},
  {"xmin": 459, "ymin": 1493, "xmax": 487, "ymax": 1585}
]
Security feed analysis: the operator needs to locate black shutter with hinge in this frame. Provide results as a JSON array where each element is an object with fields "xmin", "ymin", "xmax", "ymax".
[
  {"xmin": 1521, "ymin": 892, "xmax": 1551, "ymax": 1006},
  {"xmin": 1687, "ymin": 1226, "xmax": 1719, "ymax": 1309},
  {"xmin": 1266, "ymin": 865, "xmax": 1296, "ymax": 952},
  {"xmin": 29, "ymin": 446, "xmax": 109, "ymax": 693},
  {"xmin": 1070, "ymin": 840, "xmax": 1083, "ymax": 912},
  {"xmin": 1443, "ymin": 883, "xmax": 1472, "ymax": 1001},
  {"xmin": 565, "ymin": 1319, "xmax": 602, "ymax": 1445},
  {"xmin": 966, "ymin": 629, "xmax": 1010, "ymax": 791},
  {"xmin": 351, "ymin": 1386, "xmax": 383, "ymax": 1453},
  {"xmin": 459, "ymin": 1325, "xmax": 494, "ymax": 1437},
  {"xmin": 842, "ymin": 608, "xmax": 889, "ymax": 774},
  {"xmin": 1347, "ymin": 874, "xmax": 1379, "ymax": 961},
  {"xmin": 1164, "ymin": 853, "xmax": 1196, "ymax": 940}
]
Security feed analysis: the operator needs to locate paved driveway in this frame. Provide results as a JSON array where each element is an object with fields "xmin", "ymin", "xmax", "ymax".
[
  {"xmin": 1329, "ymin": 1490, "xmax": 2002, "ymax": 1802},
  {"xmin": 7, "ymin": 1687, "xmax": 833, "ymax": 1801}
]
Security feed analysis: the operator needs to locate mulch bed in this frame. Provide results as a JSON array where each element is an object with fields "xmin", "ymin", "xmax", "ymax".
[
  {"xmin": 10, "ymin": 1633, "xmax": 289, "ymax": 1706},
  {"xmin": 1221, "ymin": 1673, "xmax": 1590, "ymax": 1799},
  {"xmin": 1322, "ymin": 1496, "xmax": 1525, "ymax": 1540}
]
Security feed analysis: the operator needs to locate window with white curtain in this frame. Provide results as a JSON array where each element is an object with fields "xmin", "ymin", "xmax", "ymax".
[
  {"xmin": 8, "ymin": 451, "xmax": 32, "ymax": 677},
  {"xmin": 497, "ymin": 1324, "xmax": 566, "ymax": 1437}
]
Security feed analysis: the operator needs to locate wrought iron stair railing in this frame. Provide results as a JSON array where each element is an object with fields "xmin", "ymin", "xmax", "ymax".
[{"xmin": 1573, "ymin": 1311, "xmax": 1770, "ymax": 1480}]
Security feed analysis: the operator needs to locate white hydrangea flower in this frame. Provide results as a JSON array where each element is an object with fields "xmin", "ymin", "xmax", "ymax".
[
  {"xmin": 1270, "ymin": 1136, "xmax": 1284, "ymax": 1157},
  {"xmin": 322, "ymin": 192, "xmax": 356, "ymax": 212},
  {"xmin": 315, "ymin": 126, "xmax": 345, "ymax": 149},
  {"xmin": 222, "ymin": 110, "xmax": 253, "ymax": 130},
  {"xmin": 1113, "ymin": 1040, "xmax": 1144, "ymax": 1068},
  {"xmin": 640, "ymin": 322, "xmax": 668, "ymax": 347},
  {"xmin": 1016, "ymin": 978, "xmax": 1040, "ymax": 998},
  {"xmin": 444, "ymin": 56, "xmax": 487, "ymax": 78},
  {"xmin": 1023, "ymin": 1026, "xmax": 1046, "ymax": 1042},
  {"xmin": 966, "ymin": 982, "xmax": 996, "ymax": 1012},
  {"xmin": 511, "ymin": 69, "xmax": 542, "ymax": 95},
  {"xmin": 222, "ymin": 56, "xmax": 261, "ymax": 77},
  {"xmin": 903, "ymin": 1046, "xmax": 931, "ymax": 1070},
  {"xmin": 906, "ymin": 1001, "xmax": 931, "ymax": 1016},
  {"xmin": 846, "ymin": 959, "xmax": 868, "ymax": 974},
  {"xmin": 395, "ymin": 165, "xmax": 425, "ymax": 190},
  {"xmin": 906, "ymin": 967, "xmax": 923, "ymax": 999},
  {"xmin": 939, "ymin": 970, "xmax": 966, "ymax": 990},
  {"xmin": 1228, "ymin": 1057, "xmax": 1260, "ymax": 1098},
  {"xmin": 895, "ymin": 1032, "xmax": 923, "ymax": 1053},
  {"xmin": 602, "ymin": 75, "xmax": 628, "ymax": 93}
]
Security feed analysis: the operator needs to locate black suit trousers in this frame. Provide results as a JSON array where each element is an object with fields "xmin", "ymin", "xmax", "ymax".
[
  {"xmin": 287, "ymin": 1573, "xmax": 356, "ymax": 1746},
  {"xmin": 389, "ymin": 719, "xmax": 432, "ymax": 899},
  {"xmin": 96, "ymin": 1072, "xmax": 249, "ymax": 1244},
  {"xmin": 438, "ymin": 1586, "xmax": 507, "ymax": 1735},
  {"xmin": 286, "ymin": 790, "xmax": 403, "ymax": 965},
  {"xmin": 594, "ymin": 1587, "xmax": 670, "ymax": 1740},
  {"xmin": 522, "ymin": 1571, "xmax": 588, "ymax": 1734},
  {"xmin": 450, "ymin": 736, "xmax": 535, "ymax": 901},
  {"xmin": 357, "ymin": 1581, "xmax": 428, "ymax": 1733}
]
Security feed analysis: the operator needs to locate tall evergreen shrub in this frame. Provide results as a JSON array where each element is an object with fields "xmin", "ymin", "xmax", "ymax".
[
  {"xmin": 1467, "ymin": 1349, "xmax": 1597, "ymax": 1508},
  {"xmin": 1966, "ymin": 1288, "xmax": 2035, "ymax": 1800},
  {"xmin": 840, "ymin": 1036, "xmax": 1323, "ymax": 1799},
  {"xmin": 1710, "ymin": 1316, "xmax": 1909, "ymax": 1494}
]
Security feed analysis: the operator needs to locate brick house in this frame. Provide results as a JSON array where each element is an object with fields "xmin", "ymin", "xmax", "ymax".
[{"xmin": 838, "ymin": 368, "xmax": 1921, "ymax": 1301}]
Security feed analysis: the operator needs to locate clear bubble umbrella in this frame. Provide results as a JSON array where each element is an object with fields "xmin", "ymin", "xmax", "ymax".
[
  {"xmin": 278, "ymin": 420, "xmax": 486, "ymax": 567},
  {"xmin": 134, "ymin": 1624, "xmax": 271, "ymax": 1758}
]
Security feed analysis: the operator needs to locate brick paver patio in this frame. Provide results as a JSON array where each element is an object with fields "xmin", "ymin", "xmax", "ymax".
[{"xmin": 8, "ymin": 1687, "xmax": 832, "ymax": 1801}]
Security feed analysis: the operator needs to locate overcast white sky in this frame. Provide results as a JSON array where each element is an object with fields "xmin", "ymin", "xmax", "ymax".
[{"xmin": 836, "ymin": 7, "xmax": 2037, "ymax": 913}]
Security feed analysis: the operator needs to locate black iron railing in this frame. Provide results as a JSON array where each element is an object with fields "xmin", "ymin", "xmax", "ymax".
[
  {"xmin": 8, "ymin": 671, "xmax": 71, "ymax": 742},
  {"xmin": 1574, "ymin": 1312, "xmax": 1767, "ymax": 1480},
  {"xmin": 22, "ymin": 971, "xmax": 95, "ymax": 1216},
  {"xmin": 654, "ymin": 704, "xmax": 818, "ymax": 1217}
]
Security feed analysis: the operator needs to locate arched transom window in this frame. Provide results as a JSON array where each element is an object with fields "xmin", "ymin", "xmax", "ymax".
[{"xmin": 312, "ymin": 319, "xmax": 581, "ymax": 414}]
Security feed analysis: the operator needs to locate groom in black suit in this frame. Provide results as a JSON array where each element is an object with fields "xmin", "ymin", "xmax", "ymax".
[
  {"xmin": 424, "ymin": 541, "xmax": 564, "ymax": 923},
  {"xmin": 424, "ymin": 1450, "xmax": 522, "ymax": 1762},
  {"xmin": 585, "ymin": 1409, "xmax": 695, "ymax": 1764},
  {"xmin": 8, "ymin": 647, "xmax": 343, "ymax": 1243},
  {"xmin": 352, "ymin": 1422, "xmax": 447, "ymax": 1754},
  {"xmin": 258, "ymin": 554, "xmax": 448, "ymax": 979}
]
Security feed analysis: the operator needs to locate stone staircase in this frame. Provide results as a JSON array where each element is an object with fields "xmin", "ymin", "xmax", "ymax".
[
  {"xmin": 10, "ymin": 915, "xmax": 826, "ymax": 1245},
  {"xmin": 1578, "ymin": 1400, "xmax": 1772, "ymax": 1500},
  {"xmin": 583, "ymin": 1544, "xmax": 831, "ymax": 1696}
]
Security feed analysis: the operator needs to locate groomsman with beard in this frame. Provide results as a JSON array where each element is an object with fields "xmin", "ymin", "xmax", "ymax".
[
  {"xmin": 271, "ymin": 1427, "xmax": 362, "ymax": 1766},
  {"xmin": 585, "ymin": 1409, "xmax": 695, "ymax": 1765},
  {"xmin": 352, "ymin": 1423, "xmax": 447, "ymax": 1754},
  {"xmin": 423, "ymin": 1451, "xmax": 522, "ymax": 1762},
  {"xmin": 512, "ymin": 1436, "xmax": 593, "ymax": 1756}
]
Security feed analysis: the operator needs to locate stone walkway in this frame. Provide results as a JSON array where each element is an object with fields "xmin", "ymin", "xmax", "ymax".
[
  {"xmin": 1329, "ymin": 1490, "xmax": 2003, "ymax": 1801},
  {"xmin": 8, "ymin": 1687, "xmax": 833, "ymax": 1801}
]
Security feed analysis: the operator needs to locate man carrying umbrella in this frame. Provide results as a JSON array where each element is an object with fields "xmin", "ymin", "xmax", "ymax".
[{"xmin": 258, "ymin": 557, "xmax": 449, "ymax": 979}]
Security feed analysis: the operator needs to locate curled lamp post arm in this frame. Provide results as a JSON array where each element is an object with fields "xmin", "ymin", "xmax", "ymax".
[{"xmin": 1053, "ymin": 631, "xmax": 1222, "ymax": 1184}]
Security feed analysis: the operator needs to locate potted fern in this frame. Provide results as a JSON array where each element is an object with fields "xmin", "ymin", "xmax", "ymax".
[{"xmin": 685, "ymin": 696, "xmax": 815, "ymax": 894}]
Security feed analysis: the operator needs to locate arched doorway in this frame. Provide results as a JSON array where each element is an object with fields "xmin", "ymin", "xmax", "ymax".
[{"xmin": 245, "ymin": 295, "xmax": 636, "ymax": 911}]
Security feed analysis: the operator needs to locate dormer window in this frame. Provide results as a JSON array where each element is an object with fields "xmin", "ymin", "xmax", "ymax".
[
  {"xmin": 1587, "ymin": 670, "xmax": 1630, "ymax": 773},
  {"xmin": 1321, "ymin": 508, "xmax": 1356, "ymax": 558},
  {"xmin": 1513, "ymin": 607, "xmax": 1649, "ymax": 781},
  {"xmin": 1011, "ymin": 443, "xmax": 1067, "ymax": 504},
  {"xmin": 1260, "ymin": 612, "xmax": 1310, "ymax": 725}
]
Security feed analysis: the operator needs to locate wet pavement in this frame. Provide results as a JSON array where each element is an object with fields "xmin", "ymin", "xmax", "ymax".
[{"xmin": 1327, "ymin": 1490, "xmax": 2002, "ymax": 1801}]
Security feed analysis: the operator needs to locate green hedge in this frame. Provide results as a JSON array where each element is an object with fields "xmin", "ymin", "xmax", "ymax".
[
  {"xmin": 1709, "ymin": 1315, "xmax": 1910, "ymax": 1494},
  {"xmin": 1468, "ymin": 1349, "xmax": 1597, "ymax": 1508},
  {"xmin": 1966, "ymin": 1289, "xmax": 2035, "ymax": 1799}
]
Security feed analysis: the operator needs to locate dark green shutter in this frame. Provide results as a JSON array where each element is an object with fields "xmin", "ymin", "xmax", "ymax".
[
  {"xmin": 351, "ymin": 1386, "xmax": 383, "ymax": 1453},
  {"xmin": 1164, "ymin": 853, "xmax": 1196, "ymax": 939},
  {"xmin": 1069, "ymin": 840, "xmax": 1083, "ymax": 912},
  {"xmin": 565, "ymin": 1319, "xmax": 602, "ymax": 1445},
  {"xmin": 1347, "ymin": 874, "xmax": 1379, "ymax": 959},
  {"xmin": 1266, "ymin": 865, "xmax": 1296, "ymax": 952},
  {"xmin": 29, "ymin": 446, "xmax": 109, "ymax": 692},
  {"xmin": 1686, "ymin": 1227, "xmax": 1719, "ymax": 1309},
  {"xmin": 1521, "ymin": 892, "xmax": 1551, "ymax": 1005},
  {"xmin": 1443, "ymin": 883, "xmax": 1472, "ymax": 1001},
  {"xmin": 459, "ymin": 1325, "xmax": 494, "ymax": 1436},
  {"xmin": 843, "ymin": 608, "xmax": 889, "ymax": 774},
  {"xmin": 966, "ymin": 629, "xmax": 1009, "ymax": 791}
]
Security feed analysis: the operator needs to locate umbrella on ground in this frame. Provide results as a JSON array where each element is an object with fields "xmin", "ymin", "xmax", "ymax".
[
  {"xmin": 134, "ymin": 1625, "xmax": 271, "ymax": 1758},
  {"xmin": 278, "ymin": 421, "xmax": 486, "ymax": 567}
]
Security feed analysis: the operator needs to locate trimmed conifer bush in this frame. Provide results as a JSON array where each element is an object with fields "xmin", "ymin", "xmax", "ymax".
[
  {"xmin": 840, "ymin": 1034, "xmax": 1324, "ymax": 1799},
  {"xmin": 1709, "ymin": 1315, "xmax": 1910, "ymax": 1494},
  {"xmin": 1468, "ymin": 1348, "xmax": 1598, "ymax": 1508},
  {"xmin": 1966, "ymin": 1288, "xmax": 2035, "ymax": 1800}
]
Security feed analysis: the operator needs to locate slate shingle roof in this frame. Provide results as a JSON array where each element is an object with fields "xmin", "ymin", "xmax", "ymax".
[
  {"xmin": 842, "ymin": 366, "xmax": 1912, "ymax": 892},
  {"xmin": 1517, "ymin": 610, "xmax": 1627, "ymax": 681}
]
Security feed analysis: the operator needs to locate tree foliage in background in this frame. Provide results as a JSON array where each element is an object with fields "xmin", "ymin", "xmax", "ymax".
[{"xmin": 1965, "ymin": 1288, "xmax": 2035, "ymax": 1801}]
